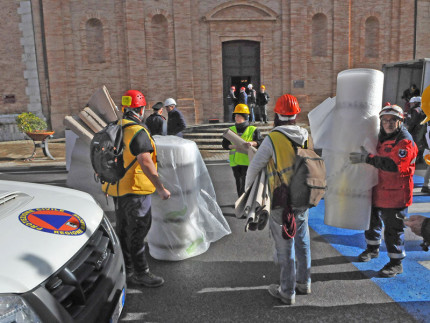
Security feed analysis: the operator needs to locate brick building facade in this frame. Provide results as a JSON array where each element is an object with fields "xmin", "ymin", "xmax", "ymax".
[{"xmin": 1, "ymin": 0, "xmax": 429, "ymax": 139}]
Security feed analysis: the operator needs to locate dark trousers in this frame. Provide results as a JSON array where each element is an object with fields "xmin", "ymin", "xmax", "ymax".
[
  {"xmin": 114, "ymin": 194, "xmax": 152, "ymax": 273},
  {"xmin": 232, "ymin": 165, "xmax": 248, "ymax": 197},
  {"xmin": 364, "ymin": 207, "xmax": 406, "ymax": 260},
  {"xmin": 258, "ymin": 105, "xmax": 268, "ymax": 122}
]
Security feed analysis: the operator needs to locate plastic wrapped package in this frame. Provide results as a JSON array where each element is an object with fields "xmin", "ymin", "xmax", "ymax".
[
  {"xmin": 147, "ymin": 135, "xmax": 231, "ymax": 261},
  {"xmin": 322, "ymin": 69, "xmax": 383, "ymax": 230},
  {"xmin": 308, "ymin": 97, "xmax": 336, "ymax": 149}
]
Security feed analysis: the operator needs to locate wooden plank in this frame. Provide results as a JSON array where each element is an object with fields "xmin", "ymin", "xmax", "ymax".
[
  {"xmin": 64, "ymin": 116, "xmax": 93, "ymax": 144},
  {"xmin": 87, "ymin": 86, "xmax": 121, "ymax": 123}
]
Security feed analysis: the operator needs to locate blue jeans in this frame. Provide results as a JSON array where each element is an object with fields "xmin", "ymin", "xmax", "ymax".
[
  {"xmin": 269, "ymin": 208, "xmax": 311, "ymax": 299},
  {"xmin": 248, "ymin": 103, "xmax": 255, "ymax": 122}
]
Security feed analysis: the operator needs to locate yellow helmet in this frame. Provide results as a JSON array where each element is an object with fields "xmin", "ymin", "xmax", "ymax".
[
  {"xmin": 420, "ymin": 85, "xmax": 430, "ymax": 124},
  {"xmin": 233, "ymin": 104, "xmax": 250, "ymax": 114}
]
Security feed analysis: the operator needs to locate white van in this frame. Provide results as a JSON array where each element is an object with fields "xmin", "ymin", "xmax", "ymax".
[{"xmin": 0, "ymin": 180, "xmax": 126, "ymax": 322}]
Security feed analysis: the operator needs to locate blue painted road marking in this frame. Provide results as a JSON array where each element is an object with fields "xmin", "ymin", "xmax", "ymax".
[{"xmin": 309, "ymin": 175, "xmax": 430, "ymax": 322}]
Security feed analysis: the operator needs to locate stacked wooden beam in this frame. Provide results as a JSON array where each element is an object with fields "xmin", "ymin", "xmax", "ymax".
[{"xmin": 63, "ymin": 85, "xmax": 120, "ymax": 144}]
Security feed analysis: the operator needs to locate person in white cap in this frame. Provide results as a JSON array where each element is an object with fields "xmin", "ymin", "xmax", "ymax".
[
  {"xmin": 247, "ymin": 84, "xmax": 256, "ymax": 123},
  {"xmin": 164, "ymin": 98, "xmax": 187, "ymax": 137},
  {"xmin": 350, "ymin": 104, "xmax": 418, "ymax": 278}
]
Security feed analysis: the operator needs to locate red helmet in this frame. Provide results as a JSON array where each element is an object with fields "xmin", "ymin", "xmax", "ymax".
[
  {"xmin": 122, "ymin": 90, "xmax": 146, "ymax": 108},
  {"xmin": 274, "ymin": 94, "xmax": 301, "ymax": 115},
  {"xmin": 231, "ymin": 86, "xmax": 236, "ymax": 91},
  {"xmin": 240, "ymin": 87, "xmax": 245, "ymax": 91}
]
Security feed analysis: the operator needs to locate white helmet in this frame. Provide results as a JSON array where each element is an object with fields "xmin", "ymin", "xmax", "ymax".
[
  {"xmin": 247, "ymin": 84, "xmax": 253, "ymax": 89},
  {"xmin": 164, "ymin": 98, "xmax": 176, "ymax": 107},
  {"xmin": 379, "ymin": 104, "xmax": 404, "ymax": 120},
  {"xmin": 409, "ymin": 96, "xmax": 421, "ymax": 103}
]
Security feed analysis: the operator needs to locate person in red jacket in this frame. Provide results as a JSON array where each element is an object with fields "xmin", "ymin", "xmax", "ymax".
[{"xmin": 350, "ymin": 104, "xmax": 418, "ymax": 277}]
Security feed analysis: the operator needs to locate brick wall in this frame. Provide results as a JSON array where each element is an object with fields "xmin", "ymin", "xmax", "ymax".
[
  {"xmin": 1, "ymin": 0, "xmax": 430, "ymax": 140},
  {"xmin": 0, "ymin": 1, "xmax": 28, "ymax": 115},
  {"xmin": 416, "ymin": 0, "xmax": 430, "ymax": 58}
]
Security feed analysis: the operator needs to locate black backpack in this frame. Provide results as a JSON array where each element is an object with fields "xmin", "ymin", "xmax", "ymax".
[{"xmin": 90, "ymin": 121, "xmax": 138, "ymax": 186}]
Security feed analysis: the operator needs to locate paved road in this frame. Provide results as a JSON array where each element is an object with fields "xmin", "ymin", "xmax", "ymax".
[{"xmin": 0, "ymin": 163, "xmax": 429, "ymax": 322}]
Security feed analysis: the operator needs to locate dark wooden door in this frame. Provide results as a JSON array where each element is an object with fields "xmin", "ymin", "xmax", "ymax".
[{"xmin": 222, "ymin": 41, "xmax": 260, "ymax": 121}]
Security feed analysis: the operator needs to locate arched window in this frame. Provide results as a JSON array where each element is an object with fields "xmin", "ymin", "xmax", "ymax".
[
  {"xmin": 85, "ymin": 18, "xmax": 105, "ymax": 63},
  {"xmin": 312, "ymin": 13, "xmax": 327, "ymax": 57},
  {"xmin": 151, "ymin": 14, "xmax": 168, "ymax": 60},
  {"xmin": 365, "ymin": 17, "xmax": 379, "ymax": 58}
]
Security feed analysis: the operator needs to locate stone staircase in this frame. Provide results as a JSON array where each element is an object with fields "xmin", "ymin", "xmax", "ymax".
[{"xmin": 183, "ymin": 122, "xmax": 275, "ymax": 161}]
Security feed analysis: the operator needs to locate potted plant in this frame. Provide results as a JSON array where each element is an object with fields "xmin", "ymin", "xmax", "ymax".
[{"xmin": 15, "ymin": 112, "xmax": 54, "ymax": 141}]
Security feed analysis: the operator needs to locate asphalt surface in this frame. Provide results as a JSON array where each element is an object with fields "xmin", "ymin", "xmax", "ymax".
[{"xmin": 0, "ymin": 139, "xmax": 429, "ymax": 322}]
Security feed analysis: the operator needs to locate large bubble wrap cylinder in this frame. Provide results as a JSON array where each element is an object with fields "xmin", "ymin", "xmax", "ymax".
[
  {"xmin": 147, "ymin": 136, "xmax": 231, "ymax": 261},
  {"xmin": 323, "ymin": 69, "xmax": 383, "ymax": 230}
]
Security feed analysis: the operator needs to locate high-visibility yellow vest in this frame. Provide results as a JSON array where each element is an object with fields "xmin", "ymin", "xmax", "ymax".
[
  {"xmin": 266, "ymin": 131, "xmax": 297, "ymax": 197},
  {"xmin": 102, "ymin": 119, "xmax": 157, "ymax": 196},
  {"xmin": 228, "ymin": 125, "xmax": 256, "ymax": 167}
]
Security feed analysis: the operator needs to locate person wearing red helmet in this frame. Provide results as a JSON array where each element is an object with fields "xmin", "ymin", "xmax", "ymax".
[
  {"xmin": 105, "ymin": 89, "xmax": 170, "ymax": 287},
  {"xmin": 256, "ymin": 85, "xmax": 270, "ymax": 123},
  {"xmin": 226, "ymin": 86, "xmax": 237, "ymax": 122},
  {"xmin": 245, "ymin": 94, "xmax": 311, "ymax": 305},
  {"xmin": 238, "ymin": 86, "xmax": 248, "ymax": 106},
  {"xmin": 350, "ymin": 104, "xmax": 418, "ymax": 277}
]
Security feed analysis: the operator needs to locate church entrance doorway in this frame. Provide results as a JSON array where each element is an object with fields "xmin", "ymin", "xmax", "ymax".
[{"xmin": 222, "ymin": 40, "xmax": 260, "ymax": 122}]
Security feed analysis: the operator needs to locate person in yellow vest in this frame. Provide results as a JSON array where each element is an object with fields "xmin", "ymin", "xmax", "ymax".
[
  {"xmin": 245, "ymin": 94, "xmax": 311, "ymax": 305},
  {"xmin": 103, "ymin": 89, "xmax": 170, "ymax": 287},
  {"xmin": 222, "ymin": 103, "xmax": 263, "ymax": 196}
]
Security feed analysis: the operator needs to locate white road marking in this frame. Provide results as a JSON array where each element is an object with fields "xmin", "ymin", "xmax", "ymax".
[
  {"xmin": 126, "ymin": 288, "xmax": 143, "ymax": 294},
  {"xmin": 197, "ymin": 285, "xmax": 269, "ymax": 293},
  {"xmin": 419, "ymin": 260, "xmax": 430, "ymax": 270},
  {"xmin": 120, "ymin": 312, "xmax": 148, "ymax": 321}
]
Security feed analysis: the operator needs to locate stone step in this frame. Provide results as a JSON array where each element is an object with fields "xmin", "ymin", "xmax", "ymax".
[
  {"xmin": 196, "ymin": 144, "xmax": 226, "ymax": 150},
  {"xmin": 199, "ymin": 150, "xmax": 229, "ymax": 161},
  {"xmin": 184, "ymin": 122, "xmax": 275, "ymax": 133},
  {"xmin": 187, "ymin": 138, "xmax": 224, "ymax": 146}
]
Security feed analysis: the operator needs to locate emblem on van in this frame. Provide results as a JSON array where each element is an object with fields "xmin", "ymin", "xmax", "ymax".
[{"xmin": 19, "ymin": 208, "xmax": 86, "ymax": 235}]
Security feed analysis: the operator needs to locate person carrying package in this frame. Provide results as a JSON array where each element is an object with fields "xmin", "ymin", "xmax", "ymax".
[
  {"xmin": 222, "ymin": 103, "xmax": 262, "ymax": 197},
  {"xmin": 245, "ymin": 94, "xmax": 311, "ymax": 305},
  {"xmin": 349, "ymin": 104, "xmax": 418, "ymax": 278},
  {"xmin": 165, "ymin": 98, "xmax": 187, "ymax": 137},
  {"xmin": 103, "ymin": 89, "xmax": 171, "ymax": 287}
]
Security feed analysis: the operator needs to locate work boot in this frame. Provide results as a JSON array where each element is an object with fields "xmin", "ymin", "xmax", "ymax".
[
  {"xmin": 268, "ymin": 284, "xmax": 295, "ymax": 305},
  {"xmin": 125, "ymin": 267, "xmax": 134, "ymax": 281},
  {"xmin": 358, "ymin": 248, "xmax": 379, "ymax": 262},
  {"xmin": 132, "ymin": 269, "xmax": 165, "ymax": 287},
  {"xmin": 421, "ymin": 186, "xmax": 430, "ymax": 194},
  {"xmin": 295, "ymin": 282, "xmax": 311, "ymax": 295},
  {"xmin": 378, "ymin": 261, "xmax": 403, "ymax": 278}
]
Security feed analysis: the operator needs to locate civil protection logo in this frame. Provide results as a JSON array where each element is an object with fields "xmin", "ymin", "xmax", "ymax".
[{"xmin": 19, "ymin": 208, "xmax": 86, "ymax": 236}]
